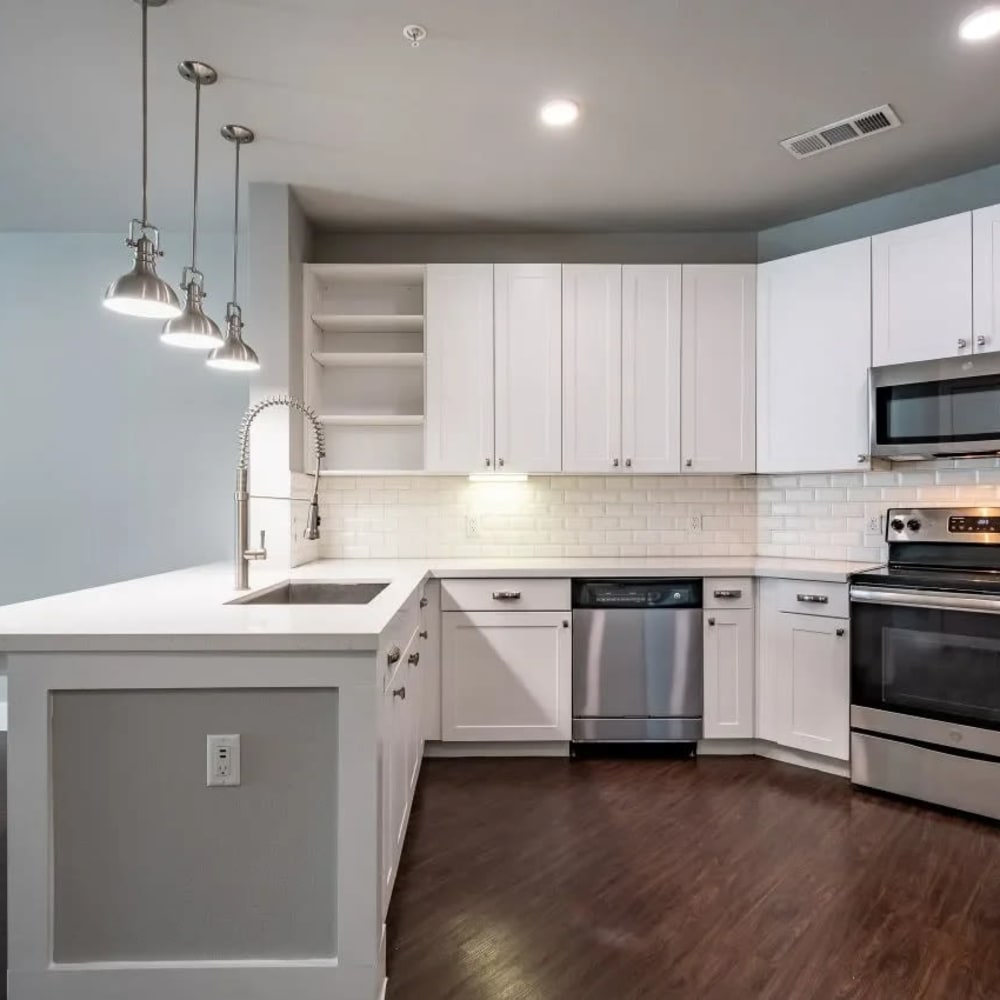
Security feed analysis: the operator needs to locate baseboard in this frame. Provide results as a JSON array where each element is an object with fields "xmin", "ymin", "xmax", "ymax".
[
  {"xmin": 754, "ymin": 740, "xmax": 850, "ymax": 778},
  {"xmin": 698, "ymin": 739, "xmax": 756, "ymax": 756},
  {"xmin": 423, "ymin": 741, "xmax": 570, "ymax": 758}
]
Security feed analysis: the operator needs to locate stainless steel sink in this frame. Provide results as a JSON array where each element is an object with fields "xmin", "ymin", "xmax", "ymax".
[{"xmin": 229, "ymin": 581, "xmax": 390, "ymax": 606}]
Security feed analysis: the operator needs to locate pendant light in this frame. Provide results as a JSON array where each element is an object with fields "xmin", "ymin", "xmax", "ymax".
[
  {"xmin": 161, "ymin": 61, "xmax": 224, "ymax": 349},
  {"xmin": 207, "ymin": 126, "xmax": 260, "ymax": 373},
  {"xmin": 103, "ymin": 0, "xmax": 181, "ymax": 320}
]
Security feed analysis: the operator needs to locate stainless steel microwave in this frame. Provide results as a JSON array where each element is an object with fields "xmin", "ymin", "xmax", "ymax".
[{"xmin": 871, "ymin": 351, "xmax": 1000, "ymax": 460}]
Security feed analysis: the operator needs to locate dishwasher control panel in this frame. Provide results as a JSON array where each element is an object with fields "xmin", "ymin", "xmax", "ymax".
[{"xmin": 571, "ymin": 579, "xmax": 702, "ymax": 609}]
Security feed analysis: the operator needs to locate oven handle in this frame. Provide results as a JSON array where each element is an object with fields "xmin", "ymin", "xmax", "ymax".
[{"xmin": 850, "ymin": 586, "xmax": 1000, "ymax": 615}]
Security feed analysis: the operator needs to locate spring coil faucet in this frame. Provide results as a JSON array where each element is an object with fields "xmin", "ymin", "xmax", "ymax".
[{"xmin": 235, "ymin": 395, "xmax": 327, "ymax": 589}]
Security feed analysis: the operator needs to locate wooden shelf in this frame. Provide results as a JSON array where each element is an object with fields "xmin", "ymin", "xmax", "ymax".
[
  {"xmin": 311, "ymin": 314, "xmax": 424, "ymax": 333},
  {"xmin": 318, "ymin": 414, "xmax": 425, "ymax": 427},
  {"xmin": 311, "ymin": 352, "xmax": 425, "ymax": 368}
]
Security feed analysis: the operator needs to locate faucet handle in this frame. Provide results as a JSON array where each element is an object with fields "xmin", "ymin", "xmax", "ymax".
[{"xmin": 259, "ymin": 529, "xmax": 266, "ymax": 550}]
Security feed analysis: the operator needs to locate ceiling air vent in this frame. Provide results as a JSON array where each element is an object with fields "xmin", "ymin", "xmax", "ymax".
[{"xmin": 781, "ymin": 104, "xmax": 901, "ymax": 160}]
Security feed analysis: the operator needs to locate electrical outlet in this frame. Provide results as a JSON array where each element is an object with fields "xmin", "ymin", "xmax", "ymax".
[
  {"xmin": 466, "ymin": 515, "xmax": 481, "ymax": 538},
  {"xmin": 866, "ymin": 515, "xmax": 882, "ymax": 535},
  {"xmin": 207, "ymin": 734, "xmax": 241, "ymax": 787},
  {"xmin": 689, "ymin": 514, "xmax": 703, "ymax": 533}
]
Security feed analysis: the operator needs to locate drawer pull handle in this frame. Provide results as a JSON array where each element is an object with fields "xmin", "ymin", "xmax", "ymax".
[
  {"xmin": 408, "ymin": 651, "xmax": 420, "ymax": 666},
  {"xmin": 418, "ymin": 629, "xmax": 428, "ymax": 639},
  {"xmin": 492, "ymin": 591, "xmax": 522, "ymax": 601},
  {"xmin": 707, "ymin": 617, "xmax": 716, "ymax": 626},
  {"xmin": 796, "ymin": 594, "xmax": 829, "ymax": 604},
  {"xmin": 713, "ymin": 589, "xmax": 742, "ymax": 599},
  {"xmin": 419, "ymin": 597, "xmax": 429, "ymax": 608},
  {"xmin": 836, "ymin": 628, "xmax": 846, "ymax": 637},
  {"xmin": 393, "ymin": 686, "xmax": 407, "ymax": 700},
  {"xmin": 387, "ymin": 645, "xmax": 402, "ymax": 665},
  {"xmin": 563, "ymin": 619, "xmax": 570, "ymax": 628}
]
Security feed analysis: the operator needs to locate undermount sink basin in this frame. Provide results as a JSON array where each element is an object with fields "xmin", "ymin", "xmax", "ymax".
[{"xmin": 229, "ymin": 581, "xmax": 390, "ymax": 606}]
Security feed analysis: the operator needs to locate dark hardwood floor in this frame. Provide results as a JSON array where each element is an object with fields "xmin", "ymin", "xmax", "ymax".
[{"xmin": 386, "ymin": 756, "xmax": 1000, "ymax": 1000}]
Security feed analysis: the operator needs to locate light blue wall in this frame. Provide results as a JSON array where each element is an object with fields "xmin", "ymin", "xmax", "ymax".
[
  {"xmin": 758, "ymin": 162, "xmax": 1000, "ymax": 261},
  {"xmin": 0, "ymin": 233, "xmax": 247, "ymax": 606}
]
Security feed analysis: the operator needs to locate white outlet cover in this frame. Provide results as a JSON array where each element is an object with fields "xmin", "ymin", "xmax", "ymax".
[
  {"xmin": 466, "ymin": 515, "xmax": 481, "ymax": 538},
  {"xmin": 207, "ymin": 734, "xmax": 241, "ymax": 787},
  {"xmin": 866, "ymin": 515, "xmax": 882, "ymax": 535}
]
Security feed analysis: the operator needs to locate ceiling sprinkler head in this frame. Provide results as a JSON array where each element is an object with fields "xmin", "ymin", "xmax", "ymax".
[{"xmin": 403, "ymin": 24, "xmax": 427, "ymax": 48}]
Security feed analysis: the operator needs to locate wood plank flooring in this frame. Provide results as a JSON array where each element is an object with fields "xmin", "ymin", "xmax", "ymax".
[{"xmin": 386, "ymin": 756, "xmax": 1000, "ymax": 1000}]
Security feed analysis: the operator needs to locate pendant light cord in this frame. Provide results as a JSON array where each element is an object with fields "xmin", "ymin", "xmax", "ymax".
[
  {"xmin": 191, "ymin": 79, "xmax": 201, "ymax": 269},
  {"xmin": 232, "ymin": 140, "xmax": 241, "ymax": 303},
  {"xmin": 140, "ymin": 0, "xmax": 149, "ymax": 227}
]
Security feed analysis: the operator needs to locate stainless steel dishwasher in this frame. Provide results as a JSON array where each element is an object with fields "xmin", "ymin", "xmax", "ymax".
[{"xmin": 572, "ymin": 579, "xmax": 703, "ymax": 743}]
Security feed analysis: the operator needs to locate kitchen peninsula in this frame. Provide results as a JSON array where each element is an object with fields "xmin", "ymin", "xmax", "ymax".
[{"xmin": 0, "ymin": 554, "xmax": 876, "ymax": 1000}]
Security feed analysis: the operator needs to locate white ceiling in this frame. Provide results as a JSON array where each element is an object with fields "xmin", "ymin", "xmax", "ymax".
[{"xmin": 2, "ymin": 0, "xmax": 1000, "ymax": 234}]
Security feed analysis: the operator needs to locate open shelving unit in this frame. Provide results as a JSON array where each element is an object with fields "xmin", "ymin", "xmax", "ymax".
[{"xmin": 303, "ymin": 264, "xmax": 427, "ymax": 473}]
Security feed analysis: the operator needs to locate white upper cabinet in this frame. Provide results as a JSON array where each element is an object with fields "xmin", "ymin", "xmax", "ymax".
[
  {"xmin": 757, "ymin": 239, "xmax": 872, "ymax": 474},
  {"xmin": 973, "ymin": 204, "xmax": 1000, "ymax": 354},
  {"xmin": 494, "ymin": 264, "xmax": 562, "ymax": 473},
  {"xmin": 621, "ymin": 265, "xmax": 683, "ymax": 473},
  {"xmin": 681, "ymin": 265, "xmax": 756, "ymax": 473},
  {"xmin": 872, "ymin": 212, "xmax": 973, "ymax": 367},
  {"xmin": 425, "ymin": 264, "xmax": 495, "ymax": 473},
  {"xmin": 562, "ymin": 265, "xmax": 623, "ymax": 473}
]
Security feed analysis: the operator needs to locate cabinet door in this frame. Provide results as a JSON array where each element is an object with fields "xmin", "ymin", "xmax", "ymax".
[
  {"xmin": 703, "ymin": 609, "xmax": 754, "ymax": 739},
  {"xmin": 872, "ymin": 213, "xmax": 972, "ymax": 366},
  {"xmin": 973, "ymin": 204, "xmax": 1000, "ymax": 354},
  {"xmin": 425, "ymin": 264, "xmax": 495, "ymax": 472},
  {"xmin": 562, "ymin": 265, "xmax": 623, "ymax": 473},
  {"xmin": 757, "ymin": 239, "xmax": 872, "ymax": 474},
  {"xmin": 774, "ymin": 613, "xmax": 850, "ymax": 760},
  {"xmin": 380, "ymin": 666, "xmax": 404, "ymax": 914},
  {"xmin": 681, "ymin": 265, "xmax": 756, "ymax": 473},
  {"xmin": 494, "ymin": 264, "xmax": 562, "ymax": 472},
  {"xmin": 442, "ymin": 611, "xmax": 571, "ymax": 741},
  {"xmin": 621, "ymin": 265, "xmax": 682, "ymax": 473},
  {"xmin": 419, "ymin": 579, "xmax": 442, "ymax": 743}
]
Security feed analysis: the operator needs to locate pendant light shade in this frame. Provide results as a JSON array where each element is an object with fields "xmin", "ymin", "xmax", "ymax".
[
  {"xmin": 207, "ymin": 124, "xmax": 260, "ymax": 374},
  {"xmin": 161, "ymin": 61, "xmax": 223, "ymax": 349},
  {"xmin": 104, "ymin": 0, "xmax": 180, "ymax": 320},
  {"xmin": 206, "ymin": 303, "xmax": 260, "ymax": 372}
]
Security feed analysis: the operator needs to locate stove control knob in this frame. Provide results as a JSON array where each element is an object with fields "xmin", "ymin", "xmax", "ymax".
[
  {"xmin": 890, "ymin": 518, "xmax": 905, "ymax": 533},
  {"xmin": 907, "ymin": 519, "xmax": 922, "ymax": 532}
]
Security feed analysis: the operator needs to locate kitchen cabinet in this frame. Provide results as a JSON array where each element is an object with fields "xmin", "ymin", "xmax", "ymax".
[
  {"xmin": 757, "ymin": 239, "xmax": 872, "ymax": 473},
  {"xmin": 621, "ymin": 265, "xmax": 683, "ymax": 473},
  {"xmin": 681, "ymin": 265, "xmax": 756, "ymax": 473},
  {"xmin": 973, "ymin": 203, "xmax": 1000, "ymax": 355},
  {"xmin": 872, "ymin": 212, "xmax": 973, "ymax": 367},
  {"xmin": 425, "ymin": 264, "xmax": 495, "ymax": 472},
  {"xmin": 562, "ymin": 264, "xmax": 623, "ymax": 472},
  {"xmin": 758, "ymin": 581, "xmax": 850, "ymax": 761},
  {"xmin": 442, "ymin": 610, "xmax": 572, "ymax": 741},
  {"xmin": 494, "ymin": 264, "xmax": 563, "ymax": 472},
  {"xmin": 703, "ymin": 607, "xmax": 755, "ymax": 740}
]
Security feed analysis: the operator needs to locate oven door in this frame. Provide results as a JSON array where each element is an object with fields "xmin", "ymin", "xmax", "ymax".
[
  {"xmin": 870, "ymin": 351, "xmax": 1000, "ymax": 459},
  {"xmin": 851, "ymin": 586, "xmax": 1000, "ymax": 731}
]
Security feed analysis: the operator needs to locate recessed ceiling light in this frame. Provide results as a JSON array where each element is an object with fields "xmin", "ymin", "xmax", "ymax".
[
  {"xmin": 539, "ymin": 99, "xmax": 580, "ymax": 127},
  {"xmin": 960, "ymin": 6, "xmax": 1000, "ymax": 41}
]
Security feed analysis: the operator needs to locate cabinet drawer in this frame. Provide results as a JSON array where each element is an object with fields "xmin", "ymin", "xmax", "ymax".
[
  {"xmin": 704, "ymin": 578, "xmax": 753, "ymax": 610},
  {"xmin": 765, "ymin": 578, "xmax": 848, "ymax": 619},
  {"xmin": 441, "ymin": 578, "xmax": 570, "ymax": 612}
]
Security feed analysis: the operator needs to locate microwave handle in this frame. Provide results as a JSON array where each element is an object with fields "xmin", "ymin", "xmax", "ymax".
[{"xmin": 851, "ymin": 586, "xmax": 1000, "ymax": 616}]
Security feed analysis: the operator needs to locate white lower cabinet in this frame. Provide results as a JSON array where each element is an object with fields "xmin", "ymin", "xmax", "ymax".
[
  {"xmin": 703, "ymin": 608, "xmax": 755, "ymax": 739},
  {"xmin": 758, "ymin": 581, "xmax": 850, "ymax": 761},
  {"xmin": 442, "ymin": 611, "xmax": 572, "ymax": 741}
]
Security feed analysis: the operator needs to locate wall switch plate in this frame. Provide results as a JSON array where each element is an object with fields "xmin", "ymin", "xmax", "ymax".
[
  {"xmin": 466, "ymin": 515, "xmax": 481, "ymax": 538},
  {"xmin": 207, "ymin": 734, "xmax": 241, "ymax": 787}
]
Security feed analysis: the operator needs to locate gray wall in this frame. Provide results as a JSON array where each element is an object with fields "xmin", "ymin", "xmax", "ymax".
[
  {"xmin": 0, "ymin": 233, "xmax": 247, "ymax": 606},
  {"xmin": 758, "ymin": 161, "xmax": 1000, "ymax": 261},
  {"xmin": 312, "ymin": 229, "xmax": 758, "ymax": 264},
  {"xmin": 52, "ymin": 687, "xmax": 338, "ymax": 962}
]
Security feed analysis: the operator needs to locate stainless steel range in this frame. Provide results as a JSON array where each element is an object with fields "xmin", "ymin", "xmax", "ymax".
[{"xmin": 850, "ymin": 507, "xmax": 1000, "ymax": 821}]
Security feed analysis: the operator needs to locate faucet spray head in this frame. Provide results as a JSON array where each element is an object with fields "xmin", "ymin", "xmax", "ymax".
[{"xmin": 305, "ymin": 498, "xmax": 321, "ymax": 541}]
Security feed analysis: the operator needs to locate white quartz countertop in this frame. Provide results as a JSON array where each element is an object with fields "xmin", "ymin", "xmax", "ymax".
[{"xmin": 0, "ymin": 556, "xmax": 880, "ymax": 653}]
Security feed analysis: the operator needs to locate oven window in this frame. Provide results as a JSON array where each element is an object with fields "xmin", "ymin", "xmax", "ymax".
[
  {"xmin": 852, "ymin": 603, "xmax": 1000, "ymax": 728},
  {"xmin": 876, "ymin": 374, "xmax": 1000, "ymax": 445}
]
